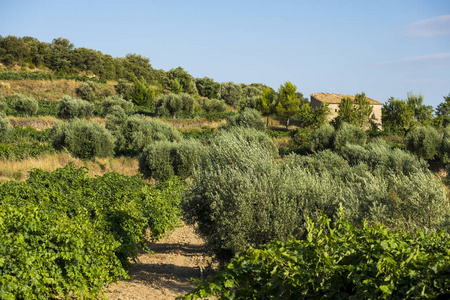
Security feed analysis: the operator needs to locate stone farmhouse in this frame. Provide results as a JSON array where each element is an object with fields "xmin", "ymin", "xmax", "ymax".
[{"xmin": 310, "ymin": 93, "xmax": 382, "ymax": 127}]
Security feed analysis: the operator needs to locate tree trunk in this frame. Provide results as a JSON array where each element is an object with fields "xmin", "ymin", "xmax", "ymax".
[
  {"xmin": 286, "ymin": 117, "xmax": 290, "ymax": 130},
  {"xmin": 266, "ymin": 116, "xmax": 269, "ymax": 127}
]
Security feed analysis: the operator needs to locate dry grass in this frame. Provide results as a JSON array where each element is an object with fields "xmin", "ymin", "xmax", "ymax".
[
  {"xmin": 8, "ymin": 116, "xmax": 59, "ymax": 130},
  {"xmin": 0, "ymin": 79, "xmax": 116, "ymax": 101},
  {"xmin": 0, "ymin": 153, "xmax": 139, "ymax": 182},
  {"xmin": 163, "ymin": 116, "xmax": 225, "ymax": 129}
]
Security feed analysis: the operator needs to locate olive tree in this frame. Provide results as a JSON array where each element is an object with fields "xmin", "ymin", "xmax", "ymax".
[{"xmin": 8, "ymin": 93, "xmax": 38, "ymax": 117}]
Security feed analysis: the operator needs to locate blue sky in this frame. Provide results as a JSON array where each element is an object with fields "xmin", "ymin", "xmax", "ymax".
[{"xmin": 1, "ymin": 0, "xmax": 449, "ymax": 108}]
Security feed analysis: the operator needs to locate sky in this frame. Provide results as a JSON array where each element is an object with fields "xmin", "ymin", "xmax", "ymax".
[{"xmin": 1, "ymin": 0, "xmax": 449, "ymax": 108}]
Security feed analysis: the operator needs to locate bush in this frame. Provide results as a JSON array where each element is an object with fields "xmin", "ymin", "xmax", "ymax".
[
  {"xmin": 51, "ymin": 119, "xmax": 115, "ymax": 159},
  {"xmin": 184, "ymin": 134, "xmax": 449, "ymax": 263},
  {"xmin": 239, "ymin": 96, "xmax": 258, "ymax": 110},
  {"xmin": 76, "ymin": 81, "xmax": 97, "ymax": 102},
  {"xmin": 333, "ymin": 122, "xmax": 366, "ymax": 149},
  {"xmin": 0, "ymin": 113, "xmax": 11, "ymax": 141},
  {"xmin": 154, "ymin": 93, "xmax": 194, "ymax": 118},
  {"xmin": 441, "ymin": 126, "xmax": 450, "ymax": 164},
  {"xmin": 221, "ymin": 108, "xmax": 265, "ymax": 131},
  {"xmin": 58, "ymin": 96, "xmax": 94, "ymax": 119},
  {"xmin": 339, "ymin": 140, "xmax": 428, "ymax": 176},
  {"xmin": 139, "ymin": 139, "xmax": 203, "ymax": 181},
  {"xmin": 310, "ymin": 123, "xmax": 335, "ymax": 151},
  {"xmin": 406, "ymin": 126, "xmax": 442, "ymax": 160},
  {"xmin": 185, "ymin": 212, "xmax": 450, "ymax": 299},
  {"xmin": 102, "ymin": 95, "xmax": 133, "ymax": 114},
  {"xmin": 131, "ymin": 118, "xmax": 182, "ymax": 151},
  {"xmin": 0, "ymin": 100, "xmax": 7, "ymax": 112},
  {"xmin": 7, "ymin": 93, "xmax": 38, "ymax": 117},
  {"xmin": 201, "ymin": 98, "xmax": 227, "ymax": 113}
]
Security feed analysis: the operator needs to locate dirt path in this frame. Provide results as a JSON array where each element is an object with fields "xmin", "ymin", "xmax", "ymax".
[{"xmin": 104, "ymin": 222, "xmax": 216, "ymax": 300}]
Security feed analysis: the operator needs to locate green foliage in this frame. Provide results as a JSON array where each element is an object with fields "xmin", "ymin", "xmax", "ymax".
[
  {"xmin": 276, "ymin": 81, "xmax": 301, "ymax": 129},
  {"xmin": 131, "ymin": 77, "xmax": 155, "ymax": 106},
  {"xmin": 435, "ymin": 93, "xmax": 450, "ymax": 127},
  {"xmin": 0, "ymin": 72, "xmax": 102, "ymax": 82},
  {"xmin": 295, "ymin": 102, "xmax": 330, "ymax": 129},
  {"xmin": 167, "ymin": 67, "xmax": 197, "ymax": 94},
  {"xmin": 0, "ymin": 100, "xmax": 6, "ymax": 112},
  {"xmin": 0, "ymin": 113, "xmax": 11, "ymax": 141},
  {"xmin": 131, "ymin": 118, "xmax": 182, "ymax": 151},
  {"xmin": 155, "ymin": 93, "xmax": 194, "ymax": 118},
  {"xmin": 441, "ymin": 126, "xmax": 450, "ymax": 164},
  {"xmin": 58, "ymin": 96, "xmax": 94, "ymax": 119},
  {"xmin": 220, "ymin": 82, "xmax": 242, "ymax": 108},
  {"xmin": 289, "ymin": 128, "xmax": 312, "ymax": 154},
  {"xmin": 195, "ymin": 77, "xmax": 221, "ymax": 99},
  {"xmin": 238, "ymin": 96, "xmax": 258, "ymax": 110},
  {"xmin": 0, "ymin": 142, "xmax": 55, "ymax": 160},
  {"xmin": 406, "ymin": 126, "xmax": 442, "ymax": 160},
  {"xmin": 184, "ymin": 131, "xmax": 448, "ymax": 263},
  {"xmin": 51, "ymin": 119, "xmax": 115, "ymax": 159},
  {"xmin": 139, "ymin": 139, "xmax": 203, "ymax": 181},
  {"xmin": 102, "ymin": 95, "xmax": 133, "ymax": 114},
  {"xmin": 221, "ymin": 108, "xmax": 265, "ymax": 131},
  {"xmin": 0, "ymin": 164, "xmax": 185, "ymax": 298},
  {"xmin": 383, "ymin": 93, "xmax": 434, "ymax": 135},
  {"xmin": 335, "ymin": 93, "xmax": 373, "ymax": 128},
  {"xmin": 256, "ymin": 87, "xmax": 277, "ymax": 126},
  {"xmin": 75, "ymin": 81, "xmax": 97, "ymax": 102},
  {"xmin": 184, "ymin": 212, "xmax": 450, "ymax": 299},
  {"xmin": 333, "ymin": 122, "xmax": 366, "ymax": 150},
  {"xmin": 310, "ymin": 123, "xmax": 335, "ymax": 152},
  {"xmin": 7, "ymin": 93, "xmax": 38, "ymax": 117},
  {"xmin": 114, "ymin": 79, "xmax": 134, "ymax": 101},
  {"xmin": 201, "ymin": 98, "xmax": 227, "ymax": 113}
]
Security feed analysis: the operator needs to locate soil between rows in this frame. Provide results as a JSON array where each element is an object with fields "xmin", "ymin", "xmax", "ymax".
[{"xmin": 104, "ymin": 222, "xmax": 216, "ymax": 300}]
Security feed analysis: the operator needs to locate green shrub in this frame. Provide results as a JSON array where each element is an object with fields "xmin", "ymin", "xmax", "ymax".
[
  {"xmin": 184, "ymin": 134, "xmax": 449, "ymax": 263},
  {"xmin": 339, "ymin": 140, "xmax": 428, "ymax": 176},
  {"xmin": 406, "ymin": 126, "xmax": 442, "ymax": 160},
  {"xmin": 221, "ymin": 108, "xmax": 265, "ymax": 131},
  {"xmin": 131, "ymin": 118, "xmax": 182, "ymax": 151},
  {"xmin": 0, "ymin": 113, "xmax": 11, "ymax": 142},
  {"xmin": 441, "ymin": 126, "xmax": 450, "ymax": 164},
  {"xmin": 310, "ymin": 123, "xmax": 335, "ymax": 151},
  {"xmin": 289, "ymin": 128, "xmax": 312, "ymax": 154},
  {"xmin": 239, "ymin": 96, "xmax": 258, "ymax": 110},
  {"xmin": 333, "ymin": 122, "xmax": 366, "ymax": 149},
  {"xmin": 76, "ymin": 81, "xmax": 97, "ymax": 102},
  {"xmin": 102, "ymin": 95, "xmax": 133, "ymax": 114},
  {"xmin": 0, "ymin": 100, "xmax": 7, "ymax": 112},
  {"xmin": 201, "ymin": 98, "xmax": 227, "ymax": 113},
  {"xmin": 185, "ymin": 212, "xmax": 450, "ymax": 300},
  {"xmin": 139, "ymin": 139, "xmax": 203, "ymax": 181},
  {"xmin": 51, "ymin": 119, "xmax": 115, "ymax": 159},
  {"xmin": 7, "ymin": 93, "xmax": 38, "ymax": 117},
  {"xmin": 58, "ymin": 96, "xmax": 94, "ymax": 119}
]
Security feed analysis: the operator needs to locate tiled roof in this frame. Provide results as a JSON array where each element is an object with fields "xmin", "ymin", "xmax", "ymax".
[{"xmin": 310, "ymin": 93, "xmax": 382, "ymax": 105}]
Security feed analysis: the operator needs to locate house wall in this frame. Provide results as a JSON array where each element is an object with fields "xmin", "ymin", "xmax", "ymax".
[{"xmin": 310, "ymin": 95, "xmax": 383, "ymax": 128}]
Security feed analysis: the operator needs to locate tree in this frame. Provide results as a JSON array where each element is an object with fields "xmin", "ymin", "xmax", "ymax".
[
  {"xmin": 8, "ymin": 93, "xmax": 38, "ymax": 117},
  {"xmin": 76, "ymin": 82, "xmax": 97, "ymax": 102},
  {"xmin": 335, "ymin": 93, "xmax": 373, "ymax": 128},
  {"xmin": 154, "ymin": 93, "xmax": 194, "ymax": 118},
  {"xmin": 58, "ymin": 96, "xmax": 94, "ymax": 119},
  {"xmin": 220, "ymin": 82, "xmax": 243, "ymax": 108},
  {"xmin": 276, "ymin": 82, "xmax": 301, "ymax": 130},
  {"xmin": 435, "ymin": 93, "xmax": 450, "ymax": 127},
  {"xmin": 167, "ymin": 67, "xmax": 197, "ymax": 94},
  {"xmin": 257, "ymin": 87, "xmax": 277, "ymax": 127},
  {"xmin": 382, "ymin": 93, "xmax": 433, "ymax": 136},
  {"xmin": 195, "ymin": 77, "xmax": 221, "ymax": 99},
  {"xmin": 131, "ymin": 77, "xmax": 154, "ymax": 106}
]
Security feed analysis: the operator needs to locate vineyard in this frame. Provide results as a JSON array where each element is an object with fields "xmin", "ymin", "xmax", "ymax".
[{"xmin": 0, "ymin": 37, "xmax": 449, "ymax": 298}]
